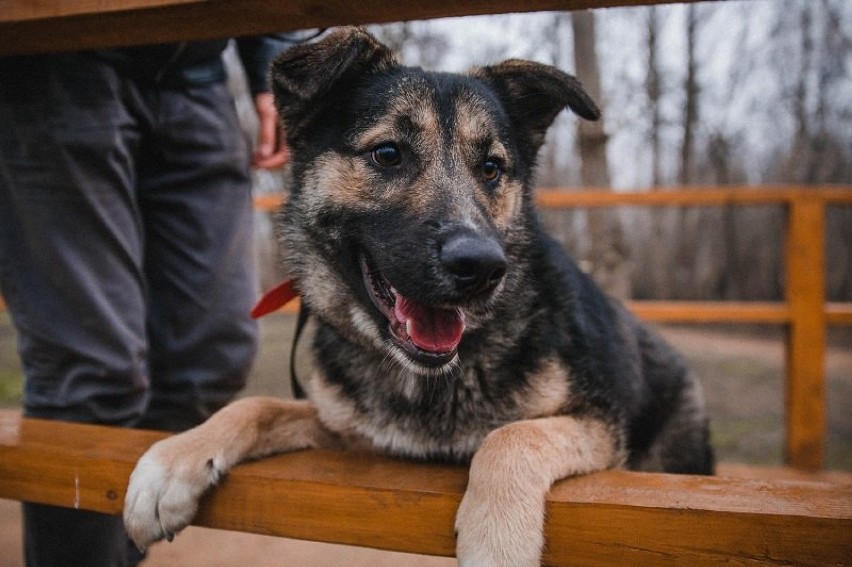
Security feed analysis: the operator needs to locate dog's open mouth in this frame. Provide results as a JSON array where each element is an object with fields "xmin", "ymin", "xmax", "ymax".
[{"xmin": 359, "ymin": 253, "xmax": 464, "ymax": 367}]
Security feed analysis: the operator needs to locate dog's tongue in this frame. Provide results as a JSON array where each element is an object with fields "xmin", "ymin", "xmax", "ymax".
[{"xmin": 394, "ymin": 295, "xmax": 464, "ymax": 354}]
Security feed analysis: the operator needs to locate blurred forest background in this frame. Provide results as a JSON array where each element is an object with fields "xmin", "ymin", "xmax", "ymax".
[{"xmin": 234, "ymin": 0, "xmax": 852, "ymax": 303}]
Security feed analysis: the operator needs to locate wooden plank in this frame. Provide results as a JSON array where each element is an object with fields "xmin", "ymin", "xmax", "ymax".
[
  {"xmin": 716, "ymin": 463, "xmax": 852, "ymax": 484},
  {"xmin": 535, "ymin": 185, "xmax": 852, "ymax": 208},
  {"xmin": 0, "ymin": 411, "xmax": 850, "ymax": 566},
  {"xmin": 263, "ymin": 299, "xmax": 794, "ymax": 323},
  {"xmin": 826, "ymin": 302, "xmax": 852, "ymax": 326},
  {"xmin": 626, "ymin": 300, "xmax": 790, "ymax": 324},
  {"xmin": 0, "ymin": 0, "xmax": 706, "ymax": 57},
  {"xmin": 784, "ymin": 196, "xmax": 827, "ymax": 470},
  {"xmin": 253, "ymin": 187, "xmax": 852, "ymax": 212}
]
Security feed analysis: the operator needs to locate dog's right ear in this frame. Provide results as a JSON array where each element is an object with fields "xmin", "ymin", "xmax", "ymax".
[{"xmin": 270, "ymin": 27, "xmax": 397, "ymax": 143}]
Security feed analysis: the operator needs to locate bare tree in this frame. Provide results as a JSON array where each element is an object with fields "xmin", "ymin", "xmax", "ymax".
[
  {"xmin": 538, "ymin": 13, "xmax": 574, "ymax": 188},
  {"xmin": 680, "ymin": 4, "xmax": 699, "ymax": 186},
  {"xmin": 646, "ymin": 6, "xmax": 663, "ymax": 189},
  {"xmin": 572, "ymin": 10, "xmax": 631, "ymax": 299},
  {"xmin": 637, "ymin": 6, "xmax": 677, "ymax": 298}
]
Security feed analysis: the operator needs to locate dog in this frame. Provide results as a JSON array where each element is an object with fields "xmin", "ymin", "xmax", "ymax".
[{"xmin": 124, "ymin": 27, "xmax": 714, "ymax": 566}]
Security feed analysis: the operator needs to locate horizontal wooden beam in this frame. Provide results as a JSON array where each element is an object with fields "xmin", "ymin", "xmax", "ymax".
[
  {"xmin": 0, "ymin": 411, "xmax": 849, "ymax": 566},
  {"xmin": 534, "ymin": 186, "xmax": 852, "ymax": 208},
  {"xmin": 626, "ymin": 300, "xmax": 790, "ymax": 324},
  {"xmin": 0, "ymin": 0, "xmax": 707, "ymax": 57},
  {"xmin": 254, "ymin": 186, "xmax": 852, "ymax": 213},
  {"xmin": 247, "ymin": 296, "xmax": 851, "ymax": 328},
  {"xmin": 826, "ymin": 302, "xmax": 852, "ymax": 326}
]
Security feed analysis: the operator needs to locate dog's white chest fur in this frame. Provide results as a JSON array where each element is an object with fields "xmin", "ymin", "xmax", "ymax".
[{"xmin": 308, "ymin": 358, "xmax": 571, "ymax": 461}]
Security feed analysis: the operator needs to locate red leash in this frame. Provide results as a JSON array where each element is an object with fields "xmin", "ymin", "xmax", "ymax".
[{"xmin": 251, "ymin": 279, "xmax": 299, "ymax": 319}]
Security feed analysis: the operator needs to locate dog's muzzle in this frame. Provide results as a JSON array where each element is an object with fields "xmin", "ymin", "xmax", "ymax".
[
  {"xmin": 359, "ymin": 232, "xmax": 506, "ymax": 370},
  {"xmin": 360, "ymin": 253, "xmax": 464, "ymax": 367}
]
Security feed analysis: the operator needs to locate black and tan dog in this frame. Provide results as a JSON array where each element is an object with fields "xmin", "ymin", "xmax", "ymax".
[{"xmin": 124, "ymin": 27, "xmax": 713, "ymax": 566}]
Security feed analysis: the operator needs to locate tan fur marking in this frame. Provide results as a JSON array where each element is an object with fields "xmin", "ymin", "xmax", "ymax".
[
  {"xmin": 355, "ymin": 95, "xmax": 441, "ymax": 153},
  {"xmin": 453, "ymin": 97, "xmax": 522, "ymax": 231},
  {"xmin": 454, "ymin": 97, "xmax": 500, "ymax": 151},
  {"xmin": 455, "ymin": 416, "xmax": 622, "ymax": 567},
  {"xmin": 308, "ymin": 372, "xmax": 361, "ymax": 436},
  {"xmin": 491, "ymin": 178, "xmax": 523, "ymax": 231},
  {"xmin": 345, "ymin": 91, "xmax": 445, "ymax": 215},
  {"xmin": 515, "ymin": 358, "xmax": 570, "ymax": 419},
  {"xmin": 303, "ymin": 153, "xmax": 375, "ymax": 209}
]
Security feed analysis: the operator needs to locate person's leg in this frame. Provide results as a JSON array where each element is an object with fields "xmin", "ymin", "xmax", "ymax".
[
  {"xmin": 0, "ymin": 53, "xmax": 149, "ymax": 567},
  {"xmin": 22, "ymin": 505, "xmax": 137, "ymax": 567},
  {"xmin": 135, "ymin": 81, "xmax": 258, "ymax": 432},
  {"xmin": 0, "ymin": 54, "xmax": 149, "ymax": 425}
]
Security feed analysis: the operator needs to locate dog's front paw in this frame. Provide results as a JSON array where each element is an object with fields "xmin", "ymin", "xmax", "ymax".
[
  {"xmin": 123, "ymin": 435, "xmax": 224, "ymax": 549},
  {"xmin": 455, "ymin": 480, "xmax": 545, "ymax": 567},
  {"xmin": 455, "ymin": 430, "xmax": 550, "ymax": 567}
]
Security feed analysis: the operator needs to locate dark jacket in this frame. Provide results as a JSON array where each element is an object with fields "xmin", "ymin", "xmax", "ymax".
[{"xmin": 93, "ymin": 35, "xmax": 299, "ymax": 94}]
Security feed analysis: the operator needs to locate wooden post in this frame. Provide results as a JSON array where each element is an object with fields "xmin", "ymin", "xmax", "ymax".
[{"xmin": 784, "ymin": 193, "xmax": 826, "ymax": 470}]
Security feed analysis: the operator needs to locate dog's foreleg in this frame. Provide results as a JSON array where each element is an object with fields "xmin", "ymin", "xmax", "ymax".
[
  {"xmin": 455, "ymin": 416, "xmax": 621, "ymax": 567},
  {"xmin": 124, "ymin": 397, "xmax": 336, "ymax": 549}
]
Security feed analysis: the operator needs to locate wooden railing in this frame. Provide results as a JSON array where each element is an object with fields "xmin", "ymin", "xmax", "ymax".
[
  {"xmin": 1, "ymin": 411, "xmax": 850, "ymax": 566},
  {"xmin": 3, "ymin": 186, "xmax": 850, "ymax": 471},
  {"xmin": 256, "ymin": 185, "xmax": 852, "ymax": 470},
  {"xmin": 5, "ymin": 0, "xmax": 845, "ymax": 471}
]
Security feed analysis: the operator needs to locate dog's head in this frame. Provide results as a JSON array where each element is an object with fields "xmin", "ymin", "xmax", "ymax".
[{"xmin": 271, "ymin": 27, "xmax": 599, "ymax": 375}]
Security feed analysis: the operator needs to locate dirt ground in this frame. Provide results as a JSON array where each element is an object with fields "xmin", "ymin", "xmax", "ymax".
[{"xmin": 1, "ymin": 314, "xmax": 850, "ymax": 565}]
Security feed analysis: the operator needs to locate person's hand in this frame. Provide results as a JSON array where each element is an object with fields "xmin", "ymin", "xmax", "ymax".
[{"xmin": 252, "ymin": 92, "xmax": 289, "ymax": 169}]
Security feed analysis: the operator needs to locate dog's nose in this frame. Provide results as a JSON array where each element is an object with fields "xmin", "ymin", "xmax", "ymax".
[{"xmin": 440, "ymin": 233, "xmax": 507, "ymax": 297}]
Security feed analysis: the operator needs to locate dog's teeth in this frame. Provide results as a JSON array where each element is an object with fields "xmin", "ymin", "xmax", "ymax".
[{"xmin": 405, "ymin": 319, "xmax": 412, "ymax": 337}]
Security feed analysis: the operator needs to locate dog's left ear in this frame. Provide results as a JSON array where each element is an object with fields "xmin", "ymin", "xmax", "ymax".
[{"xmin": 474, "ymin": 60, "xmax": 600, "ymax": 159}]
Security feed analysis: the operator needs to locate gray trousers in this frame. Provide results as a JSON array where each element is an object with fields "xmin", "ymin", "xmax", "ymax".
[{"xmin": 0, "ymin": 52, "xmax": 259, "ymax": 566}]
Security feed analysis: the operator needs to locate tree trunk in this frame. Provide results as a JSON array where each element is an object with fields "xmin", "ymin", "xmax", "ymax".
[
  {"xmin": 572, "ymin": 11, "xmax": 631, "ymax": 299},
  {"xmin": 679, "ymin": 4, "xmax": 699, "ymax": 186},
  {"xmin": 672, "ymin": 5, "xmax": 700, "ymax": 298},
  {"xmin": 646, "ymin": 6, "xmax": 663, "ymax": 189}
]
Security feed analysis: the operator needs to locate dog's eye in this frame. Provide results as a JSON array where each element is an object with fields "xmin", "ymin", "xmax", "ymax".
[
  {"xmin": 482, "ymin": 158, "xmax": 502, "ymax": 184},
  {"xmin": 371, "ymin": 143, "xmax": 402, "ymax": 167}
]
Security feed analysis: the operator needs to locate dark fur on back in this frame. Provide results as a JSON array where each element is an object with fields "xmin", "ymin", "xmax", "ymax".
[{"xmin": 270, "ymin": 27, "xmax": 714, "ymax": 473}]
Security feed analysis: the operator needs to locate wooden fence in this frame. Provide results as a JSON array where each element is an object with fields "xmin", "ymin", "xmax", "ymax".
[
  {"xmin": 3, "ymin": 186, "xmax": 850, "ymax": 469},
  {"xmin": 3, "ymin": 0, "xmax": 848, "ymax": 472},
  {"xmin": 256, "ymin": 185, "xmax": 852, "ymax": 471}
]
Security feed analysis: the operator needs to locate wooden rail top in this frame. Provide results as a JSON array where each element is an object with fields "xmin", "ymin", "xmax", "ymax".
[
  {"xmin": 1, "ymin": 410, "xmax": 850, "ymax": 566},
  {"xmin": 0, "ymin": 0, "xmax": 705, "ymax": 57}
]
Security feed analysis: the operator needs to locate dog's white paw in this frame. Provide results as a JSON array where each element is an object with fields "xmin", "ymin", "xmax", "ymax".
[{"xmin": 123, "ymin": 436, "xmax": 224, "ymax": 549}]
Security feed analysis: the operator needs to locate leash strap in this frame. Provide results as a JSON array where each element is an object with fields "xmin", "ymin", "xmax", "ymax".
[
  {"xmin": 289, "ymin": 301, "xmax": 310, "ymax": 399},
  {"xmin": 250, "ymin": 278, "xmax": 308, "ymax": 399}
]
